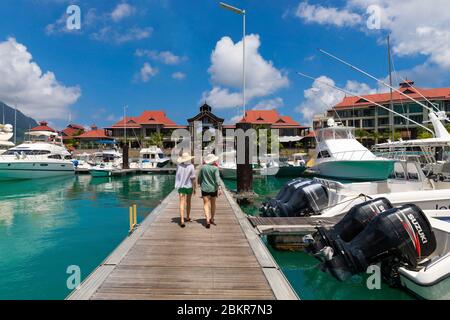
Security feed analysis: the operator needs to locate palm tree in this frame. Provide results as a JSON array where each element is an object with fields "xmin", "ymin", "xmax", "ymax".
[{"xmin": 146, "ymin": 133, "xmax": 164, "ymax": 148}]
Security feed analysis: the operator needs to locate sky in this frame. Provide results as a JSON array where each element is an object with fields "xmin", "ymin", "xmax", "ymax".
[{"xmin": 0, "ymin": 0, "xmax": 449, "ymax": 130}]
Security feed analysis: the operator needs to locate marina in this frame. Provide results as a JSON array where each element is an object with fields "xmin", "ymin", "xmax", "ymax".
[{"xmin": 1, "ymin": 0, "xmax": 450, "ymax": 304}]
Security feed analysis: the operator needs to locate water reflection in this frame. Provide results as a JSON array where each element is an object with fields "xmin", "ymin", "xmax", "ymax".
[{"xmin": 0, "ymin": 174, "xmax": 175, "ymax": 299}]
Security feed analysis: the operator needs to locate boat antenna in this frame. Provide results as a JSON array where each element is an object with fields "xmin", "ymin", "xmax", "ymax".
[
  {"xmin": 387, "ymin": 34, "xmax": 395, "ymax": 141},
  {"xmin": 318, "ymin": 49, "xmax": 436, "ymax": 114},
  {"xmin": 297, "ymin": 72, "xmax": 435, "ymax": 137},
  {"xmin": 2, "ymin": 103, "xmax": 4, "ymax": 125}
]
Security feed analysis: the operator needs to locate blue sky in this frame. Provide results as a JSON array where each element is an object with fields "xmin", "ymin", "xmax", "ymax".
[{"xmin": 0, "ymin": 0, "xmax": 448, "ymax": 129}]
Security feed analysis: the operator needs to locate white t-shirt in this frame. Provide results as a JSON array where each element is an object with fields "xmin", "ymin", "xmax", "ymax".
[{"xmin": 175, "ymin": 163, "xmax": 195, "ymax": 189}]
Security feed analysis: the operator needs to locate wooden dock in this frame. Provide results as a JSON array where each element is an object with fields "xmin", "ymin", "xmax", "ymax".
[{"xmin": 67, "ymin": 183, "xmax": 298, "ymax": 300}]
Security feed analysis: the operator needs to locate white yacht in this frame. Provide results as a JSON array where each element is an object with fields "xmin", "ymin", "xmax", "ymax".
[
  {"xmin": 309, "ymin": 119, "xmax": 395, "ymax": 181},
  {"xmin": 0, "ymin": 131, "xmax": 74, "ymax": 180},
  {"xmin": 0, "ymin": 124, "xmax": 14, "ymax": 155},
  {"xmin": 130, "ymin": 146, "xmax": 170, "ymax": 169}
]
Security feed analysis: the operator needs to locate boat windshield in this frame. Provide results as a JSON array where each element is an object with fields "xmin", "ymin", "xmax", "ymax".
[
  {"xmin": 317, "ymin": 127, "xmax": 355, "ymax": 143},
  {"xmin": 3, "ymin": 149, "xmax": 51, "ymax": 156}
]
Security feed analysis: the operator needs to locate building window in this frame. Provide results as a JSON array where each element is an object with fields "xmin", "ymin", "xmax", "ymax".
[
  {"xmin": 410, "ymin": 115, "xmax": 423, "ymax": 124},
  {"xmin": 378, "ymin": 106, "xmax": 389, "ymax": 115},
  {"xmin": 378, "ymin": 117, "xmax": 389, "ymax": 126},
  {"xmin": 362, "ymin": 119, "xmax": 374, "ymax": 127},
  {"xmin": 409, "ymin": 104, "xmax": 422, "ymax": 113}
]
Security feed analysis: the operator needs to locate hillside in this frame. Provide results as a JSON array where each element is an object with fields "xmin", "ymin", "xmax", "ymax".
[{"xmin": 0, "ymin": 101, "xmax": 38, "ymax": 143}]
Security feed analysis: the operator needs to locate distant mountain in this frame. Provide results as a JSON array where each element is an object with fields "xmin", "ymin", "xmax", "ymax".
[{"xmin": 0, "ymin": 101, "xmax": 38, "ymax": 143}]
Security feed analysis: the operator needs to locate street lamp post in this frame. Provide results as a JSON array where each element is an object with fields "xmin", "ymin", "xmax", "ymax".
[{"xmin": 219, "ymin": 2, "xmax": 246, "ymax": 118}]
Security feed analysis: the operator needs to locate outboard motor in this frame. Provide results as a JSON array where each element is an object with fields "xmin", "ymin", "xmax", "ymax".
[
  {"xmin": 261, "ymin": 178, "xmax": 329, "ymax": 217},
  {"xmin": 307, "ymin": 203, "xmax": 437, "ymax": 284}
]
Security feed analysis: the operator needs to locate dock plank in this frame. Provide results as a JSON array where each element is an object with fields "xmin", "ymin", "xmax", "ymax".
[{"xmin": 67, "ymin": 179, "xmax": 298, "ymax": 300}]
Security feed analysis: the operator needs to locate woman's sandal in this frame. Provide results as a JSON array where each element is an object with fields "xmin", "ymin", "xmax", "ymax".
[
  {"xmin": 185, "ymin": 218, "xmax": 192, "ymax": 223},
  {"xmin": 180, "ymin": 223, "xmax": 186, "ymax": 228}
]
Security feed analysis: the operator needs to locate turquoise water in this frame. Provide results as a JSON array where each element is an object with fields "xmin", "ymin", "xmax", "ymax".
[
  {"xmin": 0, "ymin": 174, "xmax": 174, "ymax": 300},
  {"xmin": 223, "ymin": 177, "xmax": 413, "ymax": 300}
]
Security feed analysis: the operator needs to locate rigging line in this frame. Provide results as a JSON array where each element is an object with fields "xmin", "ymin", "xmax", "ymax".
[
  {"xmin": 397, "ymin": 74, "xmax": 440, "ymax": 113},
  {"xmin": 318, "ymin": 48, "xmax": 436, "ymax": 114},
  {"xmin": 297, "ymin": 72, "xmax": 435, "ymax": 137},
  {"xmin": 390, "ymin": 53, "xmax": 410, "ymax": 137}
]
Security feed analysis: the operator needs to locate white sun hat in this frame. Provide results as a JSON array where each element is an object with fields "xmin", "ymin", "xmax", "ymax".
[
  {"xmin": 203, "ymin": 154, "xmax": 219, "ymax": 165},
  {"xmin": 177, "ymin": 152, "xmax": 194, "ymax": 164}
]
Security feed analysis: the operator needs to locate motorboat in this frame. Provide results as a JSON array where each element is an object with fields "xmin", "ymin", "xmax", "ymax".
[
  {"xmin": 130, "ymin": 146, "xmax": 170, "ymax": 169},
  {"xmin": 218, "ymin": 151, "xmax": 280, "ymax": 179},
  {"xmin": 373, "ymin": 111, "xmax": 450, "ymax": 181},
  {"xmin": 309, "ymin": 119, "xmax": 395, "ymax": 181},
  {"xmin": 0, "ymin": 131, "xmax": 74, "ymax": 180},
  {"xmin": 89, "ymin": 163, "xmax": 119, "ymax": 178},
  {"xmin": 303, "ymin": 197, "xmax": 450, "ymax": 300},
  {"xmin": 261, "ymin": 160, "xmax": 450, "ymax": 219},
  {"xmin": 0, "ymin": 124, "xmax": 14, "ymax": 155},
  {"xmin": 276, "ymin": 153, "xmax": 307, "ymax": 177},
  {"xmin": 88, "ymin": 149, "xmax": 123, "ymax": 177}
]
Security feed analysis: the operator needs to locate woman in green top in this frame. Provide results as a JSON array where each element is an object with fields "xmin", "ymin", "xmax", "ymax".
[{"xmin": 198, "ymin": 154, "xmax": 222, "ymax": 229}]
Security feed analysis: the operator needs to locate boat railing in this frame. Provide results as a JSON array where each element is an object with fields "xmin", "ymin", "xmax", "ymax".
[{"xmin": 327, "ymin": 150, "xmax": 377, "ymax": 161}]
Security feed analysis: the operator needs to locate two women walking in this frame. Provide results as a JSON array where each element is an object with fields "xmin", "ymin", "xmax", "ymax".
[{"xmin": 175, "ymin": 153, "xmax": 221, "ymax": 229}]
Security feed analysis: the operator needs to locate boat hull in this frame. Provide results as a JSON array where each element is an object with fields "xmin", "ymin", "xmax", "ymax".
[
  {"xmin": 276, "ymin": 165, "xmax": 307, "ymax": 178},
  {"xmin": 90, "ymin": 169, "xmax": 113, "ymax": 177},
  {"xmin": 0, "ymin": 162, "xmax": 74, "ymax": 181},
  {"xmin": 312, "ymin": 160, "xmax": 395, "ymax": 181}
]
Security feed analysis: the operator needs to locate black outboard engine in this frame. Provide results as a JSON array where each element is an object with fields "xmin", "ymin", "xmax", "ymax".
[
  {"xmin": 306, "ymin": 202, "xmax": 437, "ymax": 284},
  {"xmin": 261, "ymin": 178, "xmax": 329, "ymax": 217}
]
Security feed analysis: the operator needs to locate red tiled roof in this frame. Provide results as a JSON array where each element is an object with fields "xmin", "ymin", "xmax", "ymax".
[
  {"xmin": 61, "ymin": 127, "xmax": 81, "ymax": 137},
  {"xmin": 240, "ymin": 110, "xmax": 302, "ymax": 127},
  {"xmin": 334, "ymin": 85, "xmax": 450, "ymax": 109},
  {"xmin": 77, "ymin": 129, "xmax": 112, "ymax": 139},
  {"xmin": 110, "ymin": 111, "xmax": 177, "ymax": 128},
  {"xmin": 31, "ymin": 121, "xmax": 56, "ymax": 132},
  {"xmin": 68, "ymin": 124, "xmax": 85, "ymax": 130}
]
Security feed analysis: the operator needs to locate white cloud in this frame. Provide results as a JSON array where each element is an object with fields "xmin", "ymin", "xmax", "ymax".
[
  {"xmin": 137, "ymin": 63, "xmax": 158, "ymax": 82},
  {"xmin": 350, "ymin": 0, "xmax": 450, "ymax": 70},
  {"xmin": 296, "ymin": 76, "xmax": 376, "ymax": 124},
  {"xmin": 91, "ymin": 26, "xmax": 153, "ymax": 44},
  {"xmin": 0, "ymin": 38, "xmax": 81, "ymax": 120},
  {"xmin": 253, "ymin": 97, "xmax": 284, "ymax": 110},
  {"xmin": 135, "ymin": 49, "xmax": 186, "ymax": 65},
  {"xmin": 203, "ymin": 34, "xmax": 289, "ymax": 109},
  {"xmin": 111, "ymin": 3, "xmax": 136, "ymax": 22},
  {"xmin": 172, "ymin": 72, "xmax": 186, "ymax": 80},
  {"xmin": 201, "ymin": 87, "xmax": 243, "ymax": 109},
  {"xmin": 295, "ymin": 2, "xmax": 362, "ymax": 27}
]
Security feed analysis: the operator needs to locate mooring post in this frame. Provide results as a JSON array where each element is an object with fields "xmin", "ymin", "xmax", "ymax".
[
  {"xmin": 236, "ymin": 122, "xmax": 255, "ymax": 204},
  {"xmin": 122, "ymin": 144, "xmax": 130, "ymax": 169}
]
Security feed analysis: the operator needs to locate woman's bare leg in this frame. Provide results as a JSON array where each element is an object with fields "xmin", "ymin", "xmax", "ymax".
[
  {"xmin": 179, "ymin": 194, "xmax": 186, "ymax": 226},
  {"xmin": 203, "ymin": 196, "xmax": 211, "ymax": 225},
  {"xmin": 186, "ymin": 193, "xmax": 192, "ymax": 221},
  {"xmin": 210, "ymin": 197, "xmax": 217, "ymax": 224}
]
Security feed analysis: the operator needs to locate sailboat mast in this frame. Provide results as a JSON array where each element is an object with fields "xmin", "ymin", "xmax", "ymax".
[{"xmin": 387, "ymin": 34, "xmax": 394, "ymax": 140}]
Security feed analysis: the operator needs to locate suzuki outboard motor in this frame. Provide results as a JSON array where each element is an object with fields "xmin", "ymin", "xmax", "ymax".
[
  {"xmin": 261, "ymin": 179, "xmax": 329, "ymax": 217},
  {"xmin": 307, "ymin": 197, "xmax": 393, "ymax": 254},
  {"xmin": 307, "ymin": 203, "xmax": 437, "ymax": 283}
]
